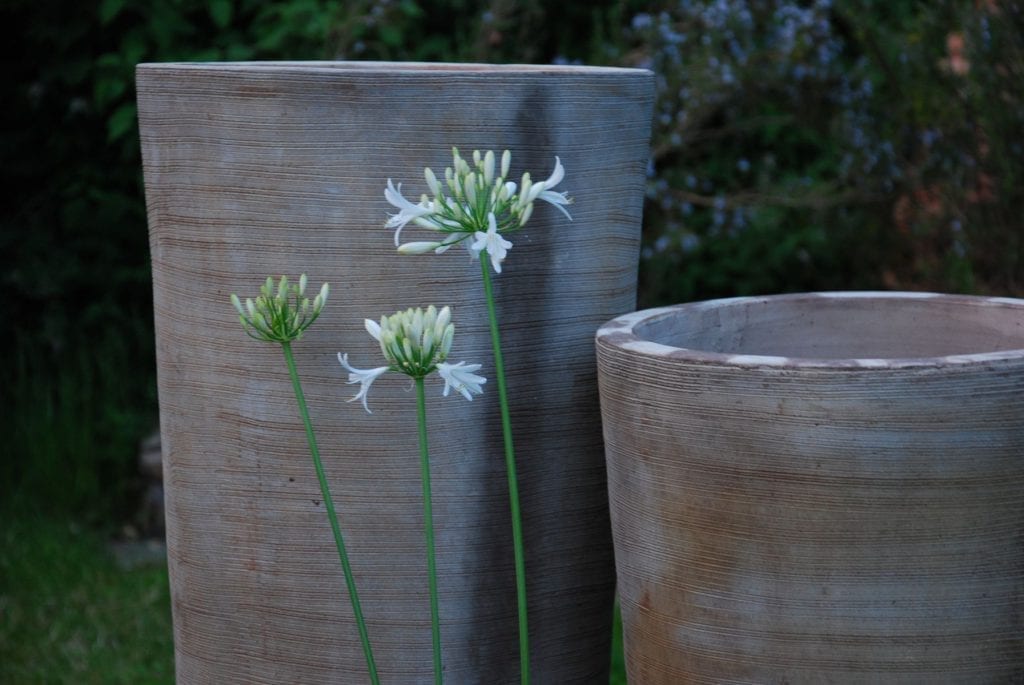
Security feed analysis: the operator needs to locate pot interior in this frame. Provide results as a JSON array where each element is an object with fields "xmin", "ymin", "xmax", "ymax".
[{"xmin": 634, "ymin": 293, "xmax": 1024, "ymax": 360}]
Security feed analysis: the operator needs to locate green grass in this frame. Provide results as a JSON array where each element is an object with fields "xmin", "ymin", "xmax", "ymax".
[
  {"xmin": 610, "ymin": 599, "xmax": 626, "ymax": 684},
  {"xmin": 2, "ymin": 329, "xmax": 157, "ymax": 525},
  {"xmin": 0, "ymin": 514, "xmax": 174, "ymax": 684}
]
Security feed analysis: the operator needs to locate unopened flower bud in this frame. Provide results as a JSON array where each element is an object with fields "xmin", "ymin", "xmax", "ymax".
[
  {"xmin": 422, "ymin": 327, "xmax": 435, "ymax": 355},
  {"xmin": 436, "ymin": 305, "xmax": 451, "ymax": 334},
  {"xmin": 519, "ymin": 173, "xmax": 532, "ymax": 207},
  {"xmin": 518, "ymin": 203, "xmax": 534, "ymax": 226},
  {"xmin": 232, "ymin": 274, "xmax": 327, "ymax": 343},
  {"xmin": 483, "ymin": 150, "xmax": 495, "ymax": 184},
  {"xmin": 501, "ymin": 150, "xmax": 511, "ymax": 178},
  {"xmin": 399, "ymin": 241, "xmax": 443, "ymax": 254},
  {"xmin": 440, "ymin": 324, "xmax": 454, "ymax": 358},
  {"xmin": 424, "ymin": 167, "xmax": 441, "ymax": 197}
]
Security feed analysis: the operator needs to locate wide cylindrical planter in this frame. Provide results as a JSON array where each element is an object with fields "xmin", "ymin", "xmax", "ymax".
[
  {"xmin": 596, "ymin": 292, "xmax": 1024, "ymax": 683},
  {"xmin": 137, "ymin": 62, "xmax": 653, "ymax": 683}
]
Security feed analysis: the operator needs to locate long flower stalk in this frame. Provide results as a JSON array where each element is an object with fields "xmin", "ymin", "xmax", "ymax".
[
  {"xmin": 415, "ymin": 376, "xmax": 443, "ymax": 684},
  {"xmin": 385, "ymin": 149, "xmax": 573, "ymax": 685},
  {"xmin": 339, "ymin": 305, "xmax": 485, "ymax": 683},
  {"xmin": 232, "ymin": 275, "xmax": 379, "ymax": 684},
  {"xmin": 282, "ymin": 342, "xmax": 380, "ymax": 685},
  {"xmin": 480, "ymin": 261, "xmax": 530, "ymax": 684}
]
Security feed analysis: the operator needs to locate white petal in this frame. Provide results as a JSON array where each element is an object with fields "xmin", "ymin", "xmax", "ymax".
[
  {"xmin": 337, "ymin": 353, "xmax": 389, "ymax": 413},
  {"xmin": 469, "ymin": 231, "xmax": 488, "ymax": 258},
  {"xmin": 489, "ymin": 245, "xmax": 504, "ymax": 274},
  {"xmin": 538, "ymin": 189, "xmax": 573, "ymax": 220},
  {"xmin": 541, "ymin": 156, "xmax": 565, "ymax": 189},
  {"xmin": 364, "ymin": 319, "xmax": 382, "ymax": 341},
  {"xmin": 385, "ymin": 179, "xmax": 435, "ymax": 245},
  {"xmin": 468, "ymin": 214, "xmax": 512, "ymax": 273},
  {"xmin": 385, "ymin": 179, "xmax": 417, "ymax": 212},
  {"xmin": 437, "ymin": 361, "xmax": 486, "ymax": 400}
]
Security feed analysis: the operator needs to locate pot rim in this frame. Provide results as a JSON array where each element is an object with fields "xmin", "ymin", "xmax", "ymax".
[
  {"xmin": 597, "ymin": 291, "xmax": 1024, "ymax": 369},
  {"xmin": 136, "ymin": 61, "xmax": 651, "ymax": 76}
]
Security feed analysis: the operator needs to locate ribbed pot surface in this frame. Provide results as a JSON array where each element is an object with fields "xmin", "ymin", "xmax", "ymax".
[
  {"xmin": 597, "ymin": 292, "xmax": 1024, "ymax": 684},
  {"xmin": 139, "ymin": 61, "xmax": 654, "ymax": 684}
]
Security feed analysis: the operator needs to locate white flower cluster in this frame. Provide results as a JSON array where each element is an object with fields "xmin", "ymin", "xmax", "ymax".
[
  {"xmin": 339, "ymin": 305, "xmax": 486, "ymax": 412},
  {"xmin": 231, "ymin": 274, "xmax": 329, "ymax": 344},
  {"xmin": 385, "ymin": 148, "xmax": 572, "ymax": 273},
  {"xmin": 368, "ymin": 304, "xmax": 455, "ymax": 377}
]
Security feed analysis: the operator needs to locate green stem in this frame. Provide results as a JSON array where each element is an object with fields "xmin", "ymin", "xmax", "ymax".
[
  {"xmin": 281, "ymin": 342, "xmax": 380, "ymax": 685},
  {"xmin": 415, "ymin": 377, "xmax": 443, "ymax": 684},
  {"xmin": 479, "ymin": 260, "xmax": 530, "ymax": 685}
]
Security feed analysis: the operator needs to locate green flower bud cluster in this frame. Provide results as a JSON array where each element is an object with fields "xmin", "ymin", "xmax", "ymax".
[
  {"xmin": 371, "ymin": 305, "xmax": 454, "ymax": 378},
  {"xmin": 429, "ymin": 148, "xmax": 527, "ymax": 233},
  {"xmin": 231, "ymin": 274, "xmax": 328, "ymax": 344},
  {"xmin": 388, "ymin": 148, "xmax": 572, "ymax": 272}
]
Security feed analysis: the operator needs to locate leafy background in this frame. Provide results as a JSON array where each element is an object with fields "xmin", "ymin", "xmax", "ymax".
[{"xmin": 2, "ymin": 0, "xmax": 1022, "ymax": 681}]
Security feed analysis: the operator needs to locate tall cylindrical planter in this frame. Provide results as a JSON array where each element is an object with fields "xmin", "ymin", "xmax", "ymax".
[
  {"xmin": 596, "ymin": 292, "xmax": 1024, "ymax": 683},
  {"xmin": 137, "ymin": 62, "xmax": 654, "ymax": 683}
]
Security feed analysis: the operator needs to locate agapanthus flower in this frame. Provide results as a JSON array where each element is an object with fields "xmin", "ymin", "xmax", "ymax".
[
  {"xmin": 337, "ymin": 354, "xmax": 390, "ymax": 413},
  {"xmin": 384, "ymin": 148, "xmax": 573, "ymax": 272},
  {"xmin": 231, "ymin": 274, "xmax": 328, "ymax": 344},
  {"xmin": 437, "ymin": 361, "xmax": 487, "ymax": 400},
  {"xmin": 339, "ymin": 305, "xmax": 485, "ymax": 412},
  {"xmin": 469, "ymin": 213, "xmax": 514, "ymax": 274}
]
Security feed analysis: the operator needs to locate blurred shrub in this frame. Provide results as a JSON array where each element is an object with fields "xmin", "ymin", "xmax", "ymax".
[
  {"xmin": 844, "ymin": 0, "xmax": 1024, "ymax": 294},
  {"xmin": 619, "ymin": 0, "xmax": 1024, "ymax": 305},
  {"xmin": 0, "ymin": 0, "xmax": 619, "ymax": 521},
  {"xmin": 2, "ymin": 0, "xmax": 353, "ymax": 520},
  {"xmin": 3, "ymin": 0, "xmax": 1022, "ymax": 520}
]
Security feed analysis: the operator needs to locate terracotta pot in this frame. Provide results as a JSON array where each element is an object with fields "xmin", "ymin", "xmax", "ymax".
[
  {"xmin": 596, "ymin": 292, "xmax": 1024, "ymax": 683},
  {"xmin": 137, "ymin": 61, "xmax": 654, "ymax": 683}
]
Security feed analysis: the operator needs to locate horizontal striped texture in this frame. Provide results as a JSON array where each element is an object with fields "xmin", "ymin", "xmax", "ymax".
[
  {"xmin": 138, "ymin": 61, "xmax": 654, "ymax": 684},
  {"xmin": 597, "ymin": 293, "xmax": 1024, "ymax": 683}
]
